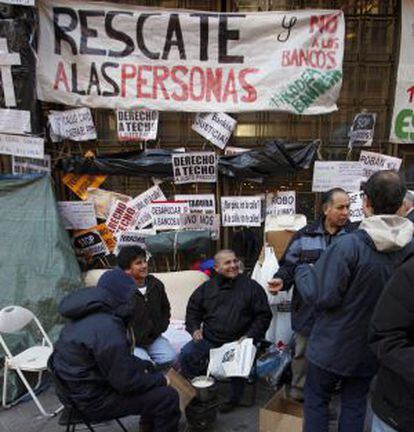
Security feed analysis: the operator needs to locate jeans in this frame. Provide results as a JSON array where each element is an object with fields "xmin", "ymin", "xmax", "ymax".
[
  {"xmin": 304, "ymin": 361, "xmax": 372, "ymax": 432},
  {"xmin": 134, "ymin": 335, "xmax": 177, "ymax": 366},
  {"xmin": 290, "ymin": 332, "xmax": 308, "ymax": 399},
  {"xmin": 179, "ymin": 338, "xmax": 246, "ymax": 404},
  {"xmin": 371, "ymin": 414, "xmax": 398, "ymax": 432}
]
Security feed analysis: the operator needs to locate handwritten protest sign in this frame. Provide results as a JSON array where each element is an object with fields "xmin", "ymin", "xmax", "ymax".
[
  {"xmin": 106, "ymin": 200, "xmax": 138, "ymax": 234},
  {"xmin": 58, "ymin": 201, "xmax": 97, "ymax": 230},
  {"xmin": 129, "ymin": 185, "xmax": 166, "ymax": 229},
  {"xmin": 266, "ymin": 191, "xmax": 296, "ymax": 216},
  {"xmin": 180, "ymin": 212, "xmax": 220, "ymax": 235},
  {"xmin": 221, "ymin": 196, "xmax": 261, "ymax": 227},
  {"xmin": 348, "ymin": 191, "xmax": 365, "ymax": 222},
  {"xmin": 117, "ymin": 109, "xmax": 158, "ymax": 141},
  {"xmin": 390, "ymin": 0, "xmax": 414, "ymax": 143},
  {"xmin": 359, "ymin": 151, "xmax": 402, "ymax": 181},
  {"xmin": 192, "ymin": 113, "xmax": 236, "ymax": 149},
  {"xmin": 38, "ymin": 1, "xmax": 345, "ymax": 114},
  {"xmin": 0, "ymin": 108, "xmax": 31, "ymax": 134},
  {"xmin": 151, "ymin": 201, "xmax": 190, "ymax": 231},
  {"xmin": 115, "ymin": 230, "xmax": 154, "ymax": 254},
  {"xmin": 175, "ymin": 194, "xmax": 216, "ymax": 213},
  {"xmin": 172, "ymin": 152, "xmax": 217, "ymax": 184},
  {"xmin": 62, "ymin": 173, "xmax": 107, "ymax": 200},
  {"xmin": 0, "ymin": 134, "xmax": 44, "ymax": 159},
  {"xmin": 12, "ymin": 155, "xmax": 51, "ymax": 174},
  {"xmin": 49, "ymin": 108, "xmax": 97, "ymax": 141},
  {"xmin": 348, "ymin": 112, "xmax": 376, "ymax": 148},
  {"xmin": 0, "ymin": 0, "xmax": 35, "ymax": 5},
  {"xmin": 312, "ymin": 161, "xmax": 363, "ymax": 192}
]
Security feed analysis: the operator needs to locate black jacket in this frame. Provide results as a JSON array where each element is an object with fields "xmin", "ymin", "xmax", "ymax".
[
  {"xmin": 275, "ymin": 218, "xmax": 356, "ymax": 335},
  {"xmin": 370, "ymin": 255, "xmax": 414, "ymax": 432},
  {"xmin": 49, "ymin": 287, "xmax": 166, "ymax": 416},
  {"xmin": 98, "ymin": 269, "xmax": 171, "ymax": 346},
  {"xmin": 185, "ymin": 274, "xmax": 272, "ymax": 345}
]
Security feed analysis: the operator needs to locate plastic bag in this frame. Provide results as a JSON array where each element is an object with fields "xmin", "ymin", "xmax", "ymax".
[
  {"xmin": 207, "ymin": 338, "xmax": 257, "ymax": 379},
  {"xmin": 256, "ymin": 343, "xmax": 292, "ymax": 389}
]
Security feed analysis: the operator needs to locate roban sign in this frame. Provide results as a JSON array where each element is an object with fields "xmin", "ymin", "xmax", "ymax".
[{"xmin": 37, "ymin": 0, "xmax": 344, "ymax": 113}]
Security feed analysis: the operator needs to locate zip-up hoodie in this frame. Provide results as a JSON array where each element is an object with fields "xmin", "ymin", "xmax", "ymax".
[{"xmin": 295, "ymin": 215, "xmax": 414, "ymax": 377}]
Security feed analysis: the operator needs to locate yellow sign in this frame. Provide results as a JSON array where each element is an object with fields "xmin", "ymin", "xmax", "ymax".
[{"xmin": 62, "ymin": 173, "xmax": 106, "ymax": 200}]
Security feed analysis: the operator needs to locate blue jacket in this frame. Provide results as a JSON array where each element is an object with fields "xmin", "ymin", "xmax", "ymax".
[
  {"xmin": 49, "ymin": 286, "xmax": 166, "ymax": 416},
  {"xmin": 274, "ymin": 217, "xmax": 356, "ymax": 336},
  {"xmin": 295, "ymin": 216, "xmax": 414, "ymax": 377}
]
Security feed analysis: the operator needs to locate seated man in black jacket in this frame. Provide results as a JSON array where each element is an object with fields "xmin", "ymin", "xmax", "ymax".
[
  {"xmin": 98, "ymin": 246, "xmax": 177, "ymax": 367},
  {"xmin": 179, "ymin": 249, "xmax": 272, "ymax": 413},
  {"xmin": 49, "ymin": 285, "xmax": 180, "ymax": 432}
]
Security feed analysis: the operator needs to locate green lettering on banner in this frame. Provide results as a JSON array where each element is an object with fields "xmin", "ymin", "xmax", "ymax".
[
  {"xmin": 395, "ymin": 109, "xmax": 414, "ymax": 141},
  {"xmin": 268, "ymin": 68, "xmax": 342, "ymax": 114}
]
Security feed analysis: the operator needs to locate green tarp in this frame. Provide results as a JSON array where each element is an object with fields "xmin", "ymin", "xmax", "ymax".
[{"xmin": 0, "ymin": 175, "xmax": 83, "ymax": 401}]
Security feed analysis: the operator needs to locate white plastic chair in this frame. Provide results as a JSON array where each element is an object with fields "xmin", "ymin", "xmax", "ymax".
[{"xmin": 0, "ymin": 305, "xmax": 60, "ymax": 416}]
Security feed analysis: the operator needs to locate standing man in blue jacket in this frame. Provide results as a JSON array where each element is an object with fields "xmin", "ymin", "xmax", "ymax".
[
  {"xmin": 268, "ymin": 187, "xmax": 354, "ymax": 401},
  {"xmin": 294, "ymin": 171, "xmax": 414, "ymax": 432}
]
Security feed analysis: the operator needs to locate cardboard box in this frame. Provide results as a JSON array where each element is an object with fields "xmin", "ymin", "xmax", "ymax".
[
  {"xmin": 266, "ymin": 230, "xmax": 295, "ymax": 260},
  {"xmin": 166, "ymin": 369, "xmax": 196, "ymax": 412},
  {"xmin": 259, "ymin": 392, "xmax": 303, "ymax": 432}
]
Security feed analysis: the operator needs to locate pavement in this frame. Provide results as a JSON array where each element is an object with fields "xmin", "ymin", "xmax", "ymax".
[{"xmin": 0, "ymin": 381, "xmax": 274, "ymax": 432}]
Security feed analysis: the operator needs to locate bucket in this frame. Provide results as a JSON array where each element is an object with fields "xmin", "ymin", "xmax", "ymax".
[{"xmin": 191, "ymin": 376, "xmax": 216, "ymax": 402}]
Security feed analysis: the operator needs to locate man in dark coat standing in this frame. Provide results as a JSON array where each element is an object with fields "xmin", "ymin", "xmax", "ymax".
[
  {"xmin": 49, "ymin": 285, "xmax": 180, "ymax": 432},
  {"xmin": 179, "ymin": 249, "xmax": 272, "ymax": 413},
  {"xmin": 294, "ymin": 171, "xmax": 414, "ymax": 432},
  {"xmin": 98, "ymin": 246, "xmax": 176, "ymax": 367},
  {"xmin": 267, "ymin": 187, "xmax": 354, "ymax": 401},
  {"xmin": 370, "ymin": 254, "xmax": 414, "ymax": 432}
]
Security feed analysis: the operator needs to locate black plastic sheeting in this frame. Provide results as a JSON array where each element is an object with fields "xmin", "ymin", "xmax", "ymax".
[
  {"xmin": 0, "ymin": 7, "xmax": 43, "ymax": 134},
  {"xmin": 59, "ymin": 140, "xmax": 318, "ymax": 179}
]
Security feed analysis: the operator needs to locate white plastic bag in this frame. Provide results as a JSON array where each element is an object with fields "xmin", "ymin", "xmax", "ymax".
[
  {"xmin": 207, "ymin": 338, "xmax": 257, "ymax": 379},
  {"xmin": 252, "ymin": 246, "xmax": 293, "ymax": 345}
]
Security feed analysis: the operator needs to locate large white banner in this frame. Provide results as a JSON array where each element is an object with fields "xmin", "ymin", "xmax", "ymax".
[
  {"xmin": 37, "ymin": 0, "xmax": 345, "ymax": 114},
  {"xmin": 390, "ymin": 0, "xmax": 414, "ymax": 143}
]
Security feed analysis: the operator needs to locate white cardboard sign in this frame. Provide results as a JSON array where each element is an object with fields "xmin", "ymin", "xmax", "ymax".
[
  {"xmin": 172, "ymin": 152, "xmax": 217, "ymax": 184},
  {"xmin": 175, "ymin": 194, "xmax": 216, "ymax": 213},
  {"xmin": 312, "ymin": 161, "xmax": 363, "ymax": 192},
  {"xmin": 221, "ymin": 196, "xmax": 261, "ymax": 227},
  {"xmin": 0, "ymin": 108, "xmax": 31, "ymax": 134},
  {"xmin": 12, "ymin": 155, "xmax": 51, "ymax": 174},
  {"xmin": 0, "ymin": 0, "xmax": 35, "ymax": 5},
  {"xmin": 266, "ymin": 191, "xmax": 296, "ymax": 216},
  {"xmin": 106, "ymin": 200, "xmax": 138, "ymax": 234},
  {"xmin": 117, "ymin": 109, "xmax": 158, "ymax": 141},
  {"xmin": 0, "ymin": 133, "xmax": 44, "ymax": 159},
  {"xmin": 38, "ymin": 1, "xmax": 345, "ymax": 114},
  {"xmin": 115, "ymin": 230, "xmax": 153, "ymax": 254},
  {"xmin": 348, "ymin": 191, "xmax": 365, "ymax": 222},
  {"xmin": 151, "ymin": 201, "xmax": 190, "ymax": 231},
  {"xmin": 58, "ymin": 201, "xmax": 97, "ymax": 230},
  {"xmin": 180, "ymin": 213, "xmax": 220, "ymax": 231},
  {"xmin": 192, "ymin": 113, "xmax": 236, "ymax": 149},
  {"xmin": 129, "ymin": 185, "xmax": 166, "ymax": 229},
  {"xmin": 49, "ymin": 108, "xmax": 97, "ymax": 142},
  {"xmin": 359, "ymin": 151, "xmax": 402, "ymax": 181}
]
